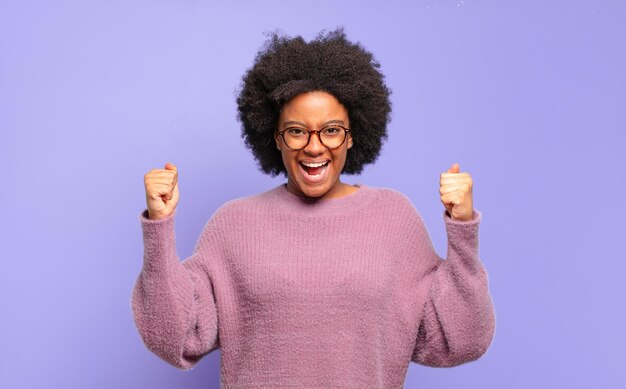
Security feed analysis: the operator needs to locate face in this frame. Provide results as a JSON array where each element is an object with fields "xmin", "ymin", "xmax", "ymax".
[{"xmin": 275, "ymin": 91, "xmax": 353, "ymax": 199}]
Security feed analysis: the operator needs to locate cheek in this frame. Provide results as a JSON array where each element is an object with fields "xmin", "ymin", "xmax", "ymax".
[
  {"xmin": 332, "ymin": 148, "xmax": 349, "ymax": 166},
  {"xmin": 281, "ymin": 150, "xmax": 299, "ymax": 169}
]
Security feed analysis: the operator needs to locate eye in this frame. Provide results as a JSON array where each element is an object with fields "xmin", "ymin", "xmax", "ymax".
[
  {"xmin": 322, "ymin": 126, "xmax": 341, "ymax": 135},
  {"xmin": 286, "ymin": 128, "xmax": 307, "ymax": 137}
]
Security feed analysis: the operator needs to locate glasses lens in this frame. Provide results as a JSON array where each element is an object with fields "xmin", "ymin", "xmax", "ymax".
[
  {"xmin": 283, "ymin": 128, "xmax": 308, "ymax": 149},
  {"xmin": 320, "ymin": 127, "xmax": 345, "ymax": 149}
]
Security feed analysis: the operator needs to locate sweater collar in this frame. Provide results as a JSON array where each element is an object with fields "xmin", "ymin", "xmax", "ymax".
[{"xmin": 269, "ymin": 182, "xmax": 374, "ymax": 216}]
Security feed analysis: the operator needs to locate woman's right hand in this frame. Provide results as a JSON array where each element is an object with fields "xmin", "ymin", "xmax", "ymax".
[{"xmin": 144, "ymin": 162, "xmax": 180, "ymax": 220}]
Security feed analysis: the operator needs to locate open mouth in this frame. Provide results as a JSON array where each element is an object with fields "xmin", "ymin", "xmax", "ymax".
[{"xmin": 299, "ymin": 160, "xmax": 329, "ymax": 176}]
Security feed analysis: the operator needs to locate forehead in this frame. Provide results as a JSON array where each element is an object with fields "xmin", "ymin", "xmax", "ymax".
[{"xmin": 279, "ymin": 91, "xmax": 348, "ymax": 125}]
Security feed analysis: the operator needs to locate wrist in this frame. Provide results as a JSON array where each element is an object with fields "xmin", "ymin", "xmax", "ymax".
[{"xmin": 148, "ymin": 210, "xmax": 170, "ymax": 220}]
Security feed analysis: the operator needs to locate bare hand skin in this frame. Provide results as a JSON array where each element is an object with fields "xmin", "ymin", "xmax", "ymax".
[
  {"xmin": 439, "ymin": 162, "xmax": 475, "ymax": 221},
  {"xmin": 144, "ymin": 162, "xmax": 179, "ymax": 220}
]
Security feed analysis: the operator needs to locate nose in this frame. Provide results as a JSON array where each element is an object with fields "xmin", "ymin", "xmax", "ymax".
[{"xmin": 303, "ymin": 131, "xmax": 326, "ymax": 155}]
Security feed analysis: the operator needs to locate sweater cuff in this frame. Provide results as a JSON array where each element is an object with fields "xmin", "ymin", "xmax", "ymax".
[
  {"xmin": 138, "ymin": 208, "xmax": 178, "ymax": 273},
  {"xmin": 443, "ymin": 209, "xmax": 481, "ymax": 239}
]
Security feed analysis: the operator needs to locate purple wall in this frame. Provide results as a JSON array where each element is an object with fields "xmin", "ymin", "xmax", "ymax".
[{"xmin": 2, "ymin": 1, "xmax": 625, "ymax": 388}]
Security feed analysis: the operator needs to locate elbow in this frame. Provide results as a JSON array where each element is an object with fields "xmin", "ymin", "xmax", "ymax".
[
  {"xmin": 133, "ymin": 317, "xmax": 203, "ymax": 371},
  {"xmin": 442, "ymin": 307, "xmax": 497, "ymax": 367},
  {"xmin": 177, "ymin": 320, "xmax": 220, "ymax": 370},
  {"xmin": 415, "ymin": 335, "xmax": 494, "ymax": 368},
  {"xmin": 147, "ymin": 344, "xmax": 201, "ymax": 371},
  {"xmin": 172, "ymin": 353, "xmax": 201, "ymax": 371},
  {"xmin": 446, "ymin": 332, "xmax": 494, "ymax": 367},
  {"xmin": 413, "ymin": 307, "xmax": 496, "ymax": 368},
  {"xmin": 130, "ymin": 269, "xmax": 220, "ymax": 371},
  {"xmin": 131, "ymin": 283, "xmax": 199, "ymax": 371},
  {"xmin": 131, "ymin": 294, "xmax": 219, "ymax": 371}
]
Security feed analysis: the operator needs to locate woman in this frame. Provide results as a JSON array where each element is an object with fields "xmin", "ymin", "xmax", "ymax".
[{"xmin": 132, "ymin": 28, "xmax": 496, "ymax": 388}]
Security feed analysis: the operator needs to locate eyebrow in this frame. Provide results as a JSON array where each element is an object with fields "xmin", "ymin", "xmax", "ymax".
[{"xmin": 282, "ymin": 119, "xmax": 346, "ymax": 128}]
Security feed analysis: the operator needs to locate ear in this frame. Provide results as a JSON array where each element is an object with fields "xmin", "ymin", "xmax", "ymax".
[
  {"xmin": 274, "ymin": 131, "xmax": 282, "ymax": 151},
  {"xmin": 347, "ymin": 133, "xmax": 353, "ymax": 149}
]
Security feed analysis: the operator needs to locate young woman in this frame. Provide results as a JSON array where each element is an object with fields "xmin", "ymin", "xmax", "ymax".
[{"xmin": 132, "ymin": 28, "xmax": 495, "ymax": 388}]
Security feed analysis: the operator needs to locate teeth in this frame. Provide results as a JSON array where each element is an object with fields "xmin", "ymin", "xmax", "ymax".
[{"xmin": 301, "ymin": 161, "xmax": 328, "ymax": 168}]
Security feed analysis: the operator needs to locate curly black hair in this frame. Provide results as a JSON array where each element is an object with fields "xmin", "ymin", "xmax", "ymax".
[{"xmin": 236, "ymin": 27, "xmax": 392, "ymax": 177}]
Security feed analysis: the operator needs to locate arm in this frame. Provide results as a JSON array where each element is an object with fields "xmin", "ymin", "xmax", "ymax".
[
  {"xmin": 130, "ymin": 209, "xmax": 220, "ymax": 370},
  {"xmin": 411, "ymin": 209, "xmax": 496, "ymax": 367}
]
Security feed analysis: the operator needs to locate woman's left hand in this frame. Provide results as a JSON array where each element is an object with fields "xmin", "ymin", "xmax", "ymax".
[{"xmin": 439, "ymin": 162, "xmax": 475, "ymax": 221}]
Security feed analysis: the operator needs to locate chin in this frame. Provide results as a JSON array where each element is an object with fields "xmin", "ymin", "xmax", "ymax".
[{"xmin": 298, "ymin": 183, "xmax": 331, "ymax": 198}]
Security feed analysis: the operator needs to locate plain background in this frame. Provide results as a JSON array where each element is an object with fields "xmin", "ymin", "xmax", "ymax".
[{"xmin": 2, "ymin": 0, "xmax": 625, "ymax": 388}]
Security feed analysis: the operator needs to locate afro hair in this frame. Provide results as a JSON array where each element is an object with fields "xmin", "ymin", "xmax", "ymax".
[{"xmin": 236, "ymin": 27, "xmax": 392, "ymax": 177}]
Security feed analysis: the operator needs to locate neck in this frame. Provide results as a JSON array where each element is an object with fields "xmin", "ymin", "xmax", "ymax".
[
  {"xmin": 273, "ymin": 181, "xmax": 371, "ymax": 217},
  {"xmin": 286, "ymin": 179, "xmax": 358, "ymax": 200}
]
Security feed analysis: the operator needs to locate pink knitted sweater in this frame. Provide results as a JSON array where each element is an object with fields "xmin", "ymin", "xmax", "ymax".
[{"xmin": 131, "ymin": 183, "xmax": 495, "ymax": 388}]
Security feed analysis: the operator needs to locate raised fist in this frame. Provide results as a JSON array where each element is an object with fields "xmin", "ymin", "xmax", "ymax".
[
  {"xmin": 143, "ymin": 162, "xmax": 180, "ymax": 220},
  {"xmin": 439, "ymin": 162, "xmax": 474, "ymax": 221}
]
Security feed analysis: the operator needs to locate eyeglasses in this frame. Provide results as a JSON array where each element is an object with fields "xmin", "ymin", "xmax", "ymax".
[{"xmin": 277, "ymin": 125, "xmax": 351, "ymax": 151}]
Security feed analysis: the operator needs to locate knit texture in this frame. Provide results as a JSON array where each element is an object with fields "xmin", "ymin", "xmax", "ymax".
[{"xmin": 131, "ymin": 184, "xmax": 496, "ymax": 388}]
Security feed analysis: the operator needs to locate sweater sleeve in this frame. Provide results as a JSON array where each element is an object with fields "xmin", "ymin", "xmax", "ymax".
[
  {"xmin": 411, "ymin": 209, "xmax": 496, "ymax": 367},
  {"xmin": 130, "ymin": 208, "xmax": 221, "ymax": 370}
]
